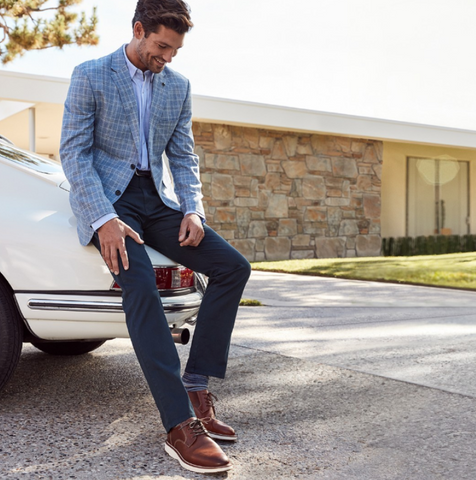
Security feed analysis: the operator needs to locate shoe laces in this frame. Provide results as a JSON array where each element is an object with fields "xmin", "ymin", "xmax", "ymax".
[
  {"xmin": 205, "ymin": 392, "xmax": 218, "ymax": 415},
  {"xmin": 186, "ymin": 419, "xmax": 208, "ymax": 438}
]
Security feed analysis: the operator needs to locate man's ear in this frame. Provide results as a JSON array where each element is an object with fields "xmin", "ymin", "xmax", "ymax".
[{"xmin": 133, "ymin": 21, "xmax": 144, "ymax": 39}]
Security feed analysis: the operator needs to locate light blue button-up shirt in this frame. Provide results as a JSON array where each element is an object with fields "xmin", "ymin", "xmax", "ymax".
[{"xmin": 123, "ymin": 44, "xmax": 153, "ymax": 171}]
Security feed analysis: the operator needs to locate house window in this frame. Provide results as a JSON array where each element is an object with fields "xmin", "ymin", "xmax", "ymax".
[{"xmin": 407, "ymin": 156, "xmax": 469, "ymax": 236}]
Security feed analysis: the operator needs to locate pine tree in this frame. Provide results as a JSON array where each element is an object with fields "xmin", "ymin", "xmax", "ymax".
[{"xmin": 0, "ymin": 0, "xmax": 98, "ymax": 64}]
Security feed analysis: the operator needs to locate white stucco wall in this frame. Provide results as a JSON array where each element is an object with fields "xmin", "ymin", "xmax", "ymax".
[{"xmin": 382, "ymin": 141, "xmax": 476, "ymax": 238}]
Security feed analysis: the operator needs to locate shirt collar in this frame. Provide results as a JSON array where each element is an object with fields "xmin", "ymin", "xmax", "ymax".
[{"xmin": 123, "ymin": 44, "xmax": 153, "ymax": 81}]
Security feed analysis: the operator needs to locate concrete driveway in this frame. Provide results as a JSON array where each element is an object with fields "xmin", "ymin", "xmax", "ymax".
[
  {"xmin": 240, "ymin": 271, "xmax": 476, "ymax": 397},
  {"xmin": 1, "ymin": 271, "xmax": 476, "ymax": 479}
]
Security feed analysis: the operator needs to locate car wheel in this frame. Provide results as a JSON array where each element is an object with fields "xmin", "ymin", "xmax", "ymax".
[
  {"xmin": 31, "ymin": 340, "xmax": 107, "ymax": 356},
  {"xmin": 0, "ymin": 278, "xmax": 23, "ymax": 391}
]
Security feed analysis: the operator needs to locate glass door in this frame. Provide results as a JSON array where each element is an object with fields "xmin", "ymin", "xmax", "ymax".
[{"xmin": 407, "ymin": 156, "xmax": 469, "ymax": 236}]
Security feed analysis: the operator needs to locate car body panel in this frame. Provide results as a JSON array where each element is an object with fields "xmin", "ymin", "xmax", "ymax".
[
  {"xmin": 0, "ymin": 146, "xmax": 176, "ymax": 292},
  {"xmin": 0, "ymin": 141, "xmax": 201, "ymax": 342}
]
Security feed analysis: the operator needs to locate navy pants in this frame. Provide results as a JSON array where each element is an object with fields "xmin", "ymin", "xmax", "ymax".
[{"xmin": 92, "ymin": 174, "xmax": 251, "ymax": 431}]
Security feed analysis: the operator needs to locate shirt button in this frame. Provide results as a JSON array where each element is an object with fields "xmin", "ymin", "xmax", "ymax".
[
  {"xmin": 115, "ymin": 190, "xmax": 121, "ymax": 196},
  {"xmin": 130, "ymin": 164, "xmax": 136, "ymax": 170}
]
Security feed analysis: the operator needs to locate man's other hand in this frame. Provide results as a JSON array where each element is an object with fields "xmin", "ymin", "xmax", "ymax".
[
  {"xmin": 98, "ymin": 218, "xmax": 144, "ymax": 275},
  {"xmin": 179, "ymin": 213, "xmax": 204, "ymax": 247}
]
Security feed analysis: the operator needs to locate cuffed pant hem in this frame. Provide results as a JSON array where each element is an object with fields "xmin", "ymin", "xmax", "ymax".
[{"xmin": 184, "ymin": 367, "xmax": 227, "ymax": 380}]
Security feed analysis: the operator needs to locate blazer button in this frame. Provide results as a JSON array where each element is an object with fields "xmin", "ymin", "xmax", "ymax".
[
  {"xmin": 130, "ymin": 164, "xmax": 136, "ymax": 170},
  {"xmin": 115, "ymin": 190, "xmax": 121, "ymax": 196}
]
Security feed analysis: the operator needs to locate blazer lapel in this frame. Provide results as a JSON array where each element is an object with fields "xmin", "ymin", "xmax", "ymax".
[
  {"xmin": 148, "ymin": 69, "xmax": 169, "ymax": 157},
  {"xmin": 110, "ymin": 48, "xmax": 141, "ymax": 157},
  {"xmin": 150, "ymin": 69, "xmax": 168, "ymax": 122}
]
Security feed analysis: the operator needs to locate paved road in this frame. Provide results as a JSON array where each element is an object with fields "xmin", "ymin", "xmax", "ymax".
[{"xmin": 1, "ymin": 272, "xmax": 476, "ymax": 479}]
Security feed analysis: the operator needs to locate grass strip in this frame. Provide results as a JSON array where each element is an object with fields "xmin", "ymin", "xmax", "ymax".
[
  {"xmin": 240, "ymin": 298, "xmax": 263, "ymax": 306},
  {"xmin": 251, "ymin": 252, "xmax": 476, "ymax": 290}
]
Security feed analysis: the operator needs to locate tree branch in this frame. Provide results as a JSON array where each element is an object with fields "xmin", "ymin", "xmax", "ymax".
[{"xmin": 0, "ymin": 1, "xmax": 98, "ymax": 64}]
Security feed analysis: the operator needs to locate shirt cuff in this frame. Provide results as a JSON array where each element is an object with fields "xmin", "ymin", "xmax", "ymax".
[
  {"xmin": 91, "ymin": 213, "xmax": 119, "ymax": 231},
  {"xmin": 184, "ymin": 211, "xmax": 206, "ymax": 224}
]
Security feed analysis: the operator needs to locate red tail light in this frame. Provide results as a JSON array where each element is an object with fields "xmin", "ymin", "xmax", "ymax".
[
  {"xmin": 112, "ymin": 266, "xmax": 195, "ymax": 291},
  {"xmin": 154, "ymin": 266, "xmax": 195, "ymax": 290}
]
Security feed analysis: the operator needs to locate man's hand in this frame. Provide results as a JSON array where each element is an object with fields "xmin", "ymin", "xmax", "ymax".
[
  {"xmin": 98, "ymin": 218, "xmax": 144, "ymax": 275},
  {"xmin": 179, "ymin": 213, "xmax": 204, "ymax": 247}
]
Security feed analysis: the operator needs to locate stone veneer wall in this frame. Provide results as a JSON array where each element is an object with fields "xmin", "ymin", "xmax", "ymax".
[{"xmin": 193, "ymin": 122, "xmax": 382, "ymax": 261}]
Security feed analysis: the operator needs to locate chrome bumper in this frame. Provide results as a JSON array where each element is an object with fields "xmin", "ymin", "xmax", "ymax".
[
  {"xmin": 26, "ymin": 292, "xmax": 202, "ymax": 314},
  {"xmin": 15, "ymin": 291, "xmax": 202, "ymax": 341}
]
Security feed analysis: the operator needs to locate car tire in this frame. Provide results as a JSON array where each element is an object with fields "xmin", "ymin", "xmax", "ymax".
[
  {"xmin": 31, "ymin": 340, "xmax": 107, "ymax": 356},
  {"xmin": 0, "ymin": 278, "xmax": 23, "ymax": 391}
]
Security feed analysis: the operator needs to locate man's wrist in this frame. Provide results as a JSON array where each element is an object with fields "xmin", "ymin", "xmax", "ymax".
[
  {"xmin": 91, "ymin": 213, "xmax": 119, "ymax": 231},
  {"xmin": 184, "ymin": 210, "xmax": 205, "ymax": 223}
]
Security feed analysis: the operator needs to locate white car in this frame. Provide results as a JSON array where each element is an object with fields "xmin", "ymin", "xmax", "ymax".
[{"xmin": 0, "ymin": 139, "xmax": 206, "ymax": 391}]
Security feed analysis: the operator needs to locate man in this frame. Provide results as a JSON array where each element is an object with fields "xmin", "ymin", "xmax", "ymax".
[{"xmin": 60, "ymin": 0, "xmax": 250, "ymax": 474}]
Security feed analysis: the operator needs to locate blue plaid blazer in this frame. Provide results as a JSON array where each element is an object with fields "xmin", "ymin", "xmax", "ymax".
[{"xmin": 60, "ymin": 46, "xmax": 204, "ymax": 246}]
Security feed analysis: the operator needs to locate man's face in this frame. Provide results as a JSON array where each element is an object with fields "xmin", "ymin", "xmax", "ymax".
[{"xmin": 133, "ymin": 23, "xmax": 185, "ymax": 73}]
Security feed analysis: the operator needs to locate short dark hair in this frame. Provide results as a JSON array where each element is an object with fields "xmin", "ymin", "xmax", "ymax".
[{"xmin": 132, "ymin": 0, "xmax": 193, "ymax": 36}]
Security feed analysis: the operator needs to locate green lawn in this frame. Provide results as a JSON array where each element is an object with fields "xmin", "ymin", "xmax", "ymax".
[{"xmin": 251, "ymin": 252, "xmax": 476, "ymax": 290}]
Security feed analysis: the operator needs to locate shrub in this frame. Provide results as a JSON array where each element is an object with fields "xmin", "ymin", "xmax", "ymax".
[{"xmin": 381, "ymin": 234, "xmax": 476, "ymax": 257}]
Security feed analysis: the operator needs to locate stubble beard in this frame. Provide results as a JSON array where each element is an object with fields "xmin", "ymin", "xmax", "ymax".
[{"xmin": 137, "ymin": 39, "xmax": 165, "ymax": 74}]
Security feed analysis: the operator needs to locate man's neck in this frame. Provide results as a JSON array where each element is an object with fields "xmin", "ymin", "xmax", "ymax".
[{"xmin": 125, "ymin": 41, "xmax": 147, "ymax": 72}]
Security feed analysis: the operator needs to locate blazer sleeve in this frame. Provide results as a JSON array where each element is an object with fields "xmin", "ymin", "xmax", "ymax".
[
  {"xmin": 165, "ymin": 80, "xmax": 204, "ymax": 217},
  {"xmin": 60, "ymin": 66, "xmax": 116, "ymax": 228}
]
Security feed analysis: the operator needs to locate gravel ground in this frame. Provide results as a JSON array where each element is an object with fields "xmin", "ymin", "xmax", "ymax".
[{"xmin": 1, "ymin": 339, "xmax": 476, "ymax": 480}]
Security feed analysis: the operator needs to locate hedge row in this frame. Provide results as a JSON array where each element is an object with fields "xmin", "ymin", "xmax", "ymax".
[{"xmin": 381, "ymin": 234, "xmax": 476, "ymax": 257}]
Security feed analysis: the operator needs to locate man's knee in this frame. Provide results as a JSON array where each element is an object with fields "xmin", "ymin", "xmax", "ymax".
[
  {"xmin": 225, "ymin": 253, "xmax": 251, "ymax": 286},
  {"xmin": 238, "ymin": 256, "xmax": 252, "ymax": 283}
]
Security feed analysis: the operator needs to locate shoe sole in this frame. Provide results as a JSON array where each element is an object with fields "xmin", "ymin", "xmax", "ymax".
[
  {"xmin": 164, "ymin": 443, "xmax": 233, "ymax": 474},
  {"xmin": 207, "ymin": 431, "xmax": 238, "ymax": 442}
]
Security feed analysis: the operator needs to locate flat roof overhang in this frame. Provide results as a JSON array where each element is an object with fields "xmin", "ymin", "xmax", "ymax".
[
  {"xmin": 192, "ymin": 95, "xmax": 476, "ymax": 150},
  {"xmin": 1, "ymin": 70, "xmax": 475, "ymax": 150}
]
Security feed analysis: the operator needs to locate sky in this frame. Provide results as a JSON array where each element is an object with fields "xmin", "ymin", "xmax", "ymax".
[{"xmin": 2, "ymin": 0, "xmax": 476, "ymax": 131}]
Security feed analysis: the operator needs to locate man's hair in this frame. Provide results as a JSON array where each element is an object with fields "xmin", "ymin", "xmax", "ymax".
[{"xmin": 132, "ymin": 0, "xmax": 193, "ymax": 36}]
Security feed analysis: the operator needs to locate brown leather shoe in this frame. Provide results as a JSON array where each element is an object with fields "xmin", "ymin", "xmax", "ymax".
[
  {"xmin": 188, "ymin": 390, "xmax": 237, "ymax": 441},
  {"xmin": 165, "ymin": 417, "xmax": 232, "ymax": 473}
]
